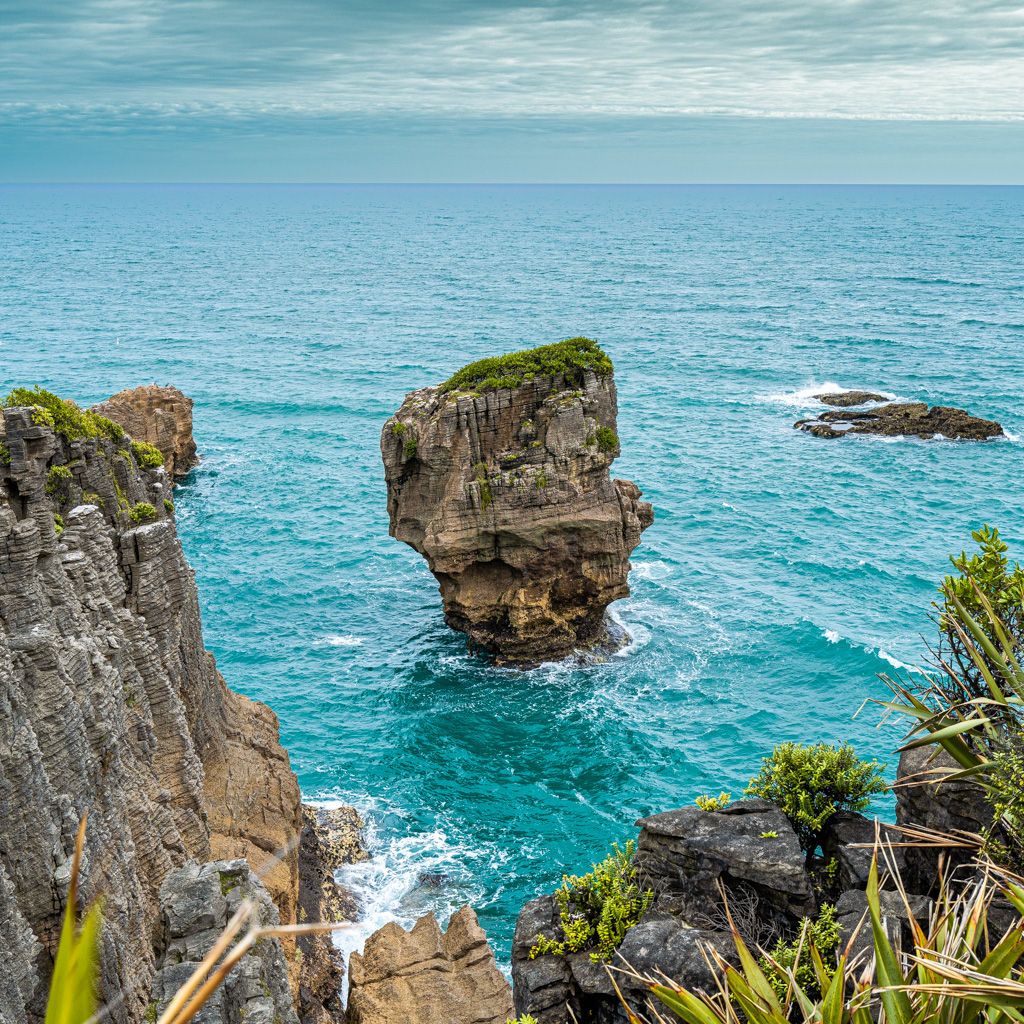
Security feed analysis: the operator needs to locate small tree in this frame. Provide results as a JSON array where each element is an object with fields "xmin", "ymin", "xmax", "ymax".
[{"xmin": 745, "ymin": 742, "xmax": 888, "ymax": 858}]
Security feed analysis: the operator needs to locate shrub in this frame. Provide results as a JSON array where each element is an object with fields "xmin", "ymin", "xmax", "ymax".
[
  {"xmin": 128, "ymin": 502, "xmax": 157, "ymax": 524},
  {"xmin": 440, "ymin": 337, "xmax": 613, "ymax": 395},
  {"xmin": 696, "ymin": 792, "xmax": 731, "ymax": 811},
  {"xmin": 130, "ymin": 440, "xmax": 164, "ymax": 468},
  {"xmin": 392, "ymin": 421, "xmax": 406, "ymax": 435},
  {"xmin": 164, "ymin": 499, "xmax": 175, "ymax": 513},
  {"xmin": 529, "ymin": 841, "xmax": 653, "ymax": 963},
  {"xmin": 744, "ymin": 742, "xmax": 888, "ymax": 857},
  {"xmin": 54, "ymin": 513, "xmax": 64, "ymax": 535},
  {"xmin": 759, "ymin": 903, "xmax": 838, "ymax": 1003},
  {"xmin": 507, "ymin": 1018, "xmax": 539, "ymax": 1024},
  {"xmin": 404, "ymin": 436, "xmax": 418, "ymax": 458},
  {"xmin": 0, "ymin": 443, "xmax": 9, "ymax": 466},
  {"xmin": 595, "ymin": 426, "xmax": 618, "ymax": 453},
  {"xmin": 2, "ymin": 386, "xmax": 123, "ymax": 442},
  {"xmin": 46, "ymin": 464, "xmax": 73, "ymax": 495},
  {"xmin": 480, "ymin": 481, "xmax": 493, "ymax": 510}
]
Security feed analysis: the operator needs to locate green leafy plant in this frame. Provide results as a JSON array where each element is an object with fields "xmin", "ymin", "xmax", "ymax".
[
  {"xmin": 760, "ymin": 830, "xmax": 779, "ymax": 839},
  {"xmin": 529, "ymin": 840, "xmax": 653, "ymax": 963},
  {"xmin": 0, "ymin": 442, "xmax": 10, "ymax": 466},
  {"xmin": 480, "ymin": 481, "xmax": 493, "ymax": 510},
  {"xmin": 54, "ymin": 513, "xmax": 64, "ymax": 535},
  {"xmin": 128, "ymin": 502, "xmax": 157, "ymax": 524},
  {"xmin": 696, "ymin": 792, "xmax": 732, "ymax": 812},
  {"xmin": 507, "ymin": 1017, "xmax": 539, "ymax": 1024},
  {"xmin": 131, "ymin": 440, "xmax": 164, "ymax": 468},
  {"xmin": 46, "ymin": 464, "xmax": 73, "ymax": 496},
  {"xmin": 595, "ymin": 426, "xmax": 618, "ymax": 453},
  {"xmin": 745, "ymin": 742, "xmax": 888, "ymax": 858},
  {"xmin": 759, "ymin": 903, "xmax": 838, "ymax": 1003},
  {"xmin": 391, "ymin": 421, "xmax": 406, "ymax": 435},
  {"xmin": 164, "ymin": 499, "xmax": 175, "ymax": 513},
  {"xmin": 404, "ymin": 436, "xmax": 418, "ymax": 458},
  {"xmin": 3, "ymin": 386, "xmax": 123, "ymax": 442},
  {"xmin": 440, "ymin": 337, "xmax": 613, "ymax": 395}
]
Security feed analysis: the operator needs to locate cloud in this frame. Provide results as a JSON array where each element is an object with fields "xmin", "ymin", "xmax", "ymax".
[{"xmin": 1, "ymin": 0, "xmax": 1022, "ymax": 130}]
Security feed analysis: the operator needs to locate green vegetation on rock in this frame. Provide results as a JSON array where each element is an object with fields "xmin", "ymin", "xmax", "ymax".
[
  {"xmin": 54, "ymin": 513, "xmax": 64, "ymax": 535},
  {"xmin": 759, "ymin": 902, "xmax": 839, "ymax": 1003},
  {"xmin": 745, "ymin": 742, "xmax": 888, "ymax": 857},
  {"xmin": 130, "ymin": 440, "xmax": 164, "ymax": 468},
  {"xmin": 695, "ymin": 791, "xmax": 731, "ymax": 811},
  {"xmin": 3, "ymin": 386, "xmax": 124, "ymax": 442},
  {"xmin": 595, "ymin": 426, "xmax": 618, "ymax": 453},
  {"xmin": 440, "ymin": 337, "xmax": 613, "ymax": 395},
  {"xmin": 392, "ymin": 421, "xmax": 406, "ymax": 435},
  {"xmin": 164, "ymin": 499, "xmax": 175, "ymax": 513},
  {"xmin": 128, "ymin": 502, "xmax": 157, "ymax": 524},
  {"xmin": 404, "ymin": 436, "xmax": 418, "ymax": 458},
  {"xmin": 46, "ymin": 464, "xmax": 73, "ymax": 496},
  {"xmin": 0, "ymin": 442, "xmax": 9, "ymax": 466}
]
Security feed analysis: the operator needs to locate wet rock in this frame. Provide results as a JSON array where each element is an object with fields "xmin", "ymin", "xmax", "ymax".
[
  {"xmin": 150, "ymin": 859, "xmax": 298, "ymax": 1024},
  {"xmin": 347, "ymin": 906, "xmax": 513, "ymax": 1024},
  {"xmin": 380, "ymin": 350, "xmax": 653, "ymax": 666},
  {"xmin": 814, "ymin": 392, "xmax": 888, "ymax": 407},
  {"xmin": 795, "ymin": 402, "xmax": 1003, "ymax": 440},
  {"xmin": 92, "ymin": 385, "xmax": 199, "ymax": 479},
  {"xmin": 820, "ymin": 811, "xmax": 906, "ymax": 892}
]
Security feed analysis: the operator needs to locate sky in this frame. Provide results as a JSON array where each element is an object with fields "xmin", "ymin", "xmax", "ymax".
[{"xmin": 1, "ymin": 0, "xmax": 1023, "ymax": 182}]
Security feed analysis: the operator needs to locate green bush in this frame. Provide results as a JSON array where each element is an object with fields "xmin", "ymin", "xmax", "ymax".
[
  {"xmin": 529, "ymin": 840, "xmax": 653, "ymax": 964},
  {"xmin": 744, "ymin": 742, "xmax": 888, "ymax": 856},
  {"xmin": 440, "ymin": 337, "xmax": 613, "ymax": 395},
  {"xmin": 54, "ymin": 513, "xmax": 64, "ymax": 535},
  {"xmin": 2, "ymin": 386, "xmax": 123, "ymax": 442},
  {"xmin": 392, "ymin": 421, "xmax": 406, "ymax": 435},
  {"xmin": 130, "ymin": 440, "xmax": 164, "ymax": 468},
  {"xmin": 695, "ymin": 791, "xmax": 731, "ymax": 811},
  {"xmin": 46, "ymin": 464, "xmax": 73, "ymax": 495},
  {"xmin": 404, "ymin": 436, "xmax": 418, "ymax": 458},
  {"xmin": 759, "ymin": 903, "xmax": 839, "ymax": 1003},
  {"xmin": 0, "ymin": 443, "xmax": 9, "ymax": 466},
  {"xmin": 164, "ymin": 499, "xmax": 175, "ymax": 513},
  {"xmin": 595, "ymin": 426, "xmax": 618, "ymax": 453},
  {"xmin": 128, "ymin": 502, "xmax": 157, "ymax": 524},
  {"xmin": 507, "ymin": 1017, "xmax": 538, "ymax": 1024}
]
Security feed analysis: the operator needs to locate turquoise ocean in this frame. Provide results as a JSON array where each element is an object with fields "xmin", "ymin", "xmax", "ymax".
[{"xmin": 2, "ymin": 184, "xmax": 1022, "ymax": 969}]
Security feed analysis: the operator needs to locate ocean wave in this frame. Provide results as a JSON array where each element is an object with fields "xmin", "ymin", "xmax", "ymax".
[
  {"xmin": 316, "ymin": 634, "xmax": 364, "ymax": 647},
  {"xmin": 823, "ymin": 629, "xmax": 841, "ymax": 644},
  {"xmin": 870, "ymin": 647, "xmax": 925, "ymax": 675},
  {"xmin": 757, "ymin": 383, "xmax": 897, "ymax": 408}
]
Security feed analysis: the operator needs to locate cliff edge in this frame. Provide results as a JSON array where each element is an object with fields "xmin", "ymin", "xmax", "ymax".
[{"xmin": 381, "ymin": 338, "xmax": 653, "ymax": 665}]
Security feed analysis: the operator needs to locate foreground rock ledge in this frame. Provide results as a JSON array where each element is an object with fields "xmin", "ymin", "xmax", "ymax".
[{"xmin": 381, "ymin": 354, "xmax": 653, "ymax": 665}]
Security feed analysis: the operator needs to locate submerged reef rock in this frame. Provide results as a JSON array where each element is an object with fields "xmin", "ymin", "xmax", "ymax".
[
  {"xmin": 91, "ymin": 384, "xmax": 199, "ymax": 478},
  {"xmin": 380, "ymin": 338, "xmax": 653, "ymax": 665},
  {"xmin": 0, "ymin": 391, "xmax": 303, "ymax": 1023},
  {"xmin": 796, "ymin": 401, "xmax": 1003, "ymax": 440},
  {"xmin": 347, "ymin": 906, "xmax": 513, "ymax": 1024},
  {"xmin": 814, "ymin": 391, "xmax": 888, "ymax": 407}
]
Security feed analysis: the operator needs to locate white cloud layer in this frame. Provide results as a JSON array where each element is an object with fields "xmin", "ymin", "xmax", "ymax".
[{"xmin": 1, "ymin": 0, "xmax": 1023, "ymax": 127}]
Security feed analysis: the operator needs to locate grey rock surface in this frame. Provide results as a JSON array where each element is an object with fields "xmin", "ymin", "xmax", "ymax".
[
  {"xmin": 834, "ymin": 888, "xmax": 933, "ymax": 966},
  {"xmin": 820, "ymin": 811, "xmax": 906, "ymax": 891},
  {"xmin": 149, "ymin": 859, "xmax": 298, "ymax": 1024},
  {"xmin": 0, "ymin": 402, "xmax": 302, "ymax": 1023}
]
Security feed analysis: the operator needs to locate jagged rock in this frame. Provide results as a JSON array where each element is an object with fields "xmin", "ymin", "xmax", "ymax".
[
  {"xmin": 633, "ymin": 800, "xmax": 816, "ymax": 926},
  {"xmin": 380, "ymin": 348, "xmax": 653, "ymax": 665},
  {"xmin": 309, "ymin": 806, "xmax": 370, "ymax": 868},
  {"xmin": 347, "ymin": 906, "xmax": 513, "ymax": 1024},
  {"xmin": 795, "ymin": 402, "xmax": 1003, "ymax": 440},
  {"xmin": 510, "ymin": 896, "xmax": 579, "ymax": 1024},
  {"xmin": 91, "ymin": 385, "xmax": 199, "ymax": 478},
  {"xmin": 0, "ymin": 401, "xmax": 302, "ymax": 1023},
  {"xmin": 0, "ymin": 860, "xmax": 41, "ymax": 1024},
  {"xmin": 814, "ymin": 391, "xmax": 887, "ymax": 407},
  {"xmin": 820, "ymin": 811, "xmax": 906, "ymax": 891},
  {"xmin": 296, "ymin": 806, "xmax": 361, "ymax": 1024},
  {"xmin": 150, "ymin": 859, "xmax": 298, "ymax": 1024},
  {"xmin": 834, "ymin": 888, "xmax": 933, "ymax": 963},
  {"xmin": 895, "ymin": 747, "xmax": 993, "ymax": 895}
]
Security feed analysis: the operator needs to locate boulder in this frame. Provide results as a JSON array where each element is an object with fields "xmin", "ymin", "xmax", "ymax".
[
  {"xmin": 91, "ymin": 384, "xmax": 198, "ymax": 478},
  {"xmin": 634, "ymin": 800, "xmax": 816, "ymax": 926},
  {"xmin": 834, "ymin": 888, "xmax": 932, "ymax": 965},
  {"xmin": 347, "ymin": 906, "xmax": 513, "ymax": 1024},
  {"xmin": 149, "ymin": 859, "xmax": 298, "ymax": 1024},
  {"xmin": 511, "ymin": 895, "xmax": 580, "ymax": 1024},
  {"xmin": 795, "ymin": 402, "xmax": 1003, "ymax": 441},
  {"xmin": 815, "ymin": 392, "xmax": 888, "ymax": 407},
  {"xmin": 820, "ymin": 811, "xmax": 906, "ymax": 891},
  {"xmin": 380, "ymin": 342, "xmax": 653, "ymax": 665}
]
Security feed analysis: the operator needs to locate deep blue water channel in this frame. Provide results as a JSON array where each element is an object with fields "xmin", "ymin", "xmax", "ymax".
[{"xmin": 2, "ymin": 184, "xmax": 1022, "ymax": 967}]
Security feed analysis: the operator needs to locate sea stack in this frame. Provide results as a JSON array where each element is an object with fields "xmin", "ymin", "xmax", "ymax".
[{"xmin": 380, "ymin": 337, "xmax": 653, "ymax": 666}]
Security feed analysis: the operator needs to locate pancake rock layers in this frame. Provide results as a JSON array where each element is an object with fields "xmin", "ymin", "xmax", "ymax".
[{"xmin": 380, "ymin": 338, "xmax": 653, "ymax": 665}]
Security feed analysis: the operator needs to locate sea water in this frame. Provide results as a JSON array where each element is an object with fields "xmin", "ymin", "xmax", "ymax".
[{"xmin": 1, "ymin": 184, "xmax": 1022, "ymax": 969}]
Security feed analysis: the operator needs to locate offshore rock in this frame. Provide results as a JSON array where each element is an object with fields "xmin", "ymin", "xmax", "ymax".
[
  {"xmin": 381, "ymin": 367, "xmax": 653, "ymax": 664},
  {"xmin": 347, "ymin": 906, "xmax": 513, "ymax": 1024},
  {"xmin": 814, "ymin": 391, "xmax": 888, "ymax": 407},
  {"xmin": 795, "ymin": 401, "xmax": 1003, "ymax": 440},
  {"xmin": 0, "ymin": 401, "xmax": 301, "ymax": 1023},
  {"xmin": 150, "ymin": 859, "xmax": 298, "ymax": 1024},
  {"xmin": 91, "ymin": 385, "xmax": 199, "ymax": 478}
]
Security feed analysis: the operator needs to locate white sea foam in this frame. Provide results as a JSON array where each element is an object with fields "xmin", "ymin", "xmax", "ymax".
[
  {"xmin": 823, "ymin": 629, "xmax": 841, "ymax": 644},
  {"xmin": 317, "ymin": 634, "xmax": 363, "ymax": 647},
  {"xmin": 758, "ymin": 383, "xmax": 896, "ymax": 408},
  {"xmin": 872, "ymin": 648, "xmax": 925, "ymax": 674}
]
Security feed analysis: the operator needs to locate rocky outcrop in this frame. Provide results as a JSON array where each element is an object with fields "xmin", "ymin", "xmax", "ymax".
[
  {"xmin": 295, "ymin": 806, "xmax": 364, "ymax": 1024},
  {"xmin": 814, "ymin": 391, "xmax": 888, "ymax": 407},
  {"xmin": 91, "ymin": 385, "xmax": 199, "ymax": 478},
  {"xmin": 0, "ymin": 399, "xmax": 302, "ymax": 1023},
  {"xmin": 795, "ymin": 401, "xmax": 1003, "ymax": 440},
  {"xmin": 820, "ymin": 811, "xmax": 906, "ymax": 891},
  {"xmin": 150, "ymin": 859, "xmax": 298, "ymax": 1024},
  {"xmin": 347, "ymin": 907, "xmax": 514, "ymax": 1024},
  {"xmin": 381, "ymin": 347, "xmax": 653, "ymax": 665}
]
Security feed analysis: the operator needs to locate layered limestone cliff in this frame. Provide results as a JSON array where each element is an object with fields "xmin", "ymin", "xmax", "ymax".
[
  {"xmin": 0, "ymin": 396, "xmax": 300, "ymax": 1023},
  {"xmin": 381, "ymin": 339, "xmax": 653, "ymax": 664}
]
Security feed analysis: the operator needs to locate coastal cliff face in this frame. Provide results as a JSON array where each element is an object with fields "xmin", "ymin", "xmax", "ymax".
[
  {"xmin": 0, "ymin": 400, "xmax": 301, "ymax": 1023},
  {"xmin": 381, "ymin": 346, "xmax": 653, "ymax": 664}
]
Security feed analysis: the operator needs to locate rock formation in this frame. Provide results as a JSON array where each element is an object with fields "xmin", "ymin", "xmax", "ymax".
[
  {"xmin": 0, "ymin": 394, "xmax": 302, "ymax": 1023},
  {"xmin": 814, "ymin": 391, "xmax": 887, "ymax": 407},
  {"xmin": 149, "ymin": 859, "xmax": 298, "ymax": 1024},
  {"xmin": 91, "ymin": 385, "xmax": 199, "ymax": 478},
  {"xmin": 796, "ymin": 401, "xmax": 1003, "ymax": 440},
  {"xmin": 347, "ymin": 906, "xmax": 514, "ymax": 1024},
  {"xmin": 380, "ymin": 338, "xmax": 653, "ymax": 665}
]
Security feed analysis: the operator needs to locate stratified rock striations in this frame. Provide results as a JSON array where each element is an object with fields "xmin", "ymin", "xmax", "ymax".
[
  {"xmin": 91, "ymin": 385, "xmax": 199, "ymax": 479},
  {"xmin": 0, "ymin": 393, "xmax": 301, "ymax": 1023},
  {"xmin": 381, "ymin": 338, "xmax": 653, "ymax": 665}
]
